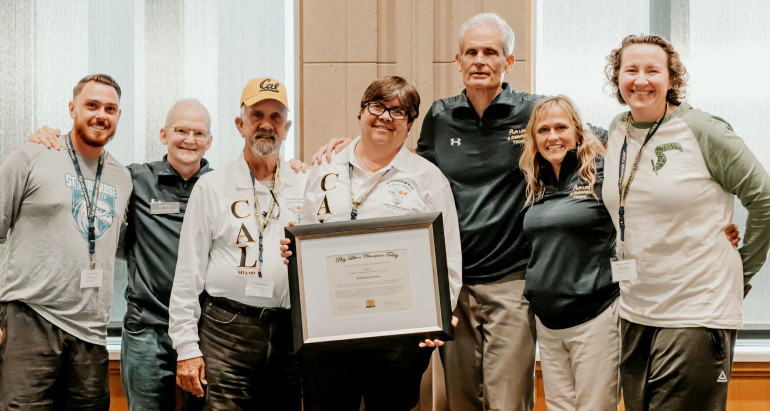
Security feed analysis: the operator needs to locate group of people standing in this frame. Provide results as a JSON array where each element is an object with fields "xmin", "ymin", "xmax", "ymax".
[{"xmin": 1, "ymin": 10, "xmax": 769, "ymax": 411}]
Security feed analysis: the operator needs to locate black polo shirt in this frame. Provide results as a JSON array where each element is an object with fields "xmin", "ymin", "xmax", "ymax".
[
  {"xmin": 522, "ymin": 151, "xmax": 619, "ymax": 329},
  {"xmin": 123, "ymin": 156, "xmax": 211, "ymax": 328},
  {"xmin": 416, "ymin": 83, "xmax": 542, "ymax": 284}
]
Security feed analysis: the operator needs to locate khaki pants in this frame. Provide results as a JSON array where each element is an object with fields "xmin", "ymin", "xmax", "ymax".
[
  {"xmin": 439, "ymin": 273, "xmax": 536, "ymax": 411},
  {"xmin": 536, "ymin": 299, "xmax": 621, "ymax": 411}
]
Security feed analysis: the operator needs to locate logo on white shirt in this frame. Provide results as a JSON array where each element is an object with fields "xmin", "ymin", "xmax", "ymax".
[
  {"xmin": 651, "ymin": 142, "xmax": 683, "ymax": 175},
  {"xmin": 285, "ymin": 197, "xmax": 303, "ymax": 223},
  {"xmin": 450, "ymin": 138, "xmax": 461, "ymax": 146},
  {"xmin": 316, "ymin": 173, "xmax": 339, "ymax": 222},
  {"xmin": 384, "ymin": 180, "xmax": 414, "ymax": 211}
]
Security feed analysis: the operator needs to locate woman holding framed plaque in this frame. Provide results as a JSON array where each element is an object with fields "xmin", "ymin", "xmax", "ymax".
[{"xmin": 281, "ymin": 76, "xmax": 462, "ymax": 411}]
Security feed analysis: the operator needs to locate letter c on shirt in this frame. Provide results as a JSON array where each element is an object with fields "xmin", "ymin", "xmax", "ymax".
[
  {"xmin": 321, "ymin": 173, "xmax": 339, "ymax": 191},
  {"xmin": 231, "ymin": 199, "xmax": 251, "ymax": 218}
]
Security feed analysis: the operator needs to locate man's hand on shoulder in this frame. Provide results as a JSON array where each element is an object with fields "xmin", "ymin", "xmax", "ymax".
[
  {"xmin": 29, "ymin": 126, "xmax": 62, "ymax": 150},
  {"xmin": 289, "ymin": 158, "xmax": 310, "ymax": 173},
  {"xmin": 311, "ymin": 137, "xmax": 354, "ymax": 165},
  {"xmin": 177, "ymin": 356, "xmax": 207, "ymax": 397}
]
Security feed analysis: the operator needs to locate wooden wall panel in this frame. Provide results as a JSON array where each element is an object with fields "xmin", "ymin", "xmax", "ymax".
[
  {"xmin": 303, "ymin": 0, "xmax": 347, "ymax": 63},
  {"xmin": 107, "ymin": 359, "xmax": 770, "ymax": 410},
  {"xmin": 109, "ymin": 361, "xmax": 128, "ymax": 411},
  {"xmin": 300, "ymin": 0, "xmax": 530, "ymax": 160}
]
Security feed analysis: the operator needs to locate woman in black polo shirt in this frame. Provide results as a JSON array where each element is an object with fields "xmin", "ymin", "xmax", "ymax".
[{"xmin": 519, "ymin": 95, "xmax": 621, "ymax": 411}]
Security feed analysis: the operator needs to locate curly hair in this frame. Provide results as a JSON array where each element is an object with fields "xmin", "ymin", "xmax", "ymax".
[
  {"xmin": 605, "ymin": 35, "xmax": 688, "ymax": 106},
  {"xmin": 520, "ymin": 95, "xmax": 605, "ymax": 207}
]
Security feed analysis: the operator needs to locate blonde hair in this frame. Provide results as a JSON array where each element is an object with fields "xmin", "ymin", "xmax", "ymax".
[{"xmin": 520, "ymin": 95, "xmax": 605, "ymax": 207}]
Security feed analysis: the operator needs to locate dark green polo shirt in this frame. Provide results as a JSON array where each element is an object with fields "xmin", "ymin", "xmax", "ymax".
[
  {"xmin": 123, "ymin": 156, "xmax": 211, "ymax": 328},
  {"xmin": 417, "ymin": 83, "xmax": 542, "ymax": 284},
  {"xmin": 522, "ymin": 151, "xmax": 619, "ymax": 329}
]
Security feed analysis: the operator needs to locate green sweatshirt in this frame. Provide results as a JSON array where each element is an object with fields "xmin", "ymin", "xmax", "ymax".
[{"xmin": 604, "ymin": 103, "xmax": 770, "ymax": 329}]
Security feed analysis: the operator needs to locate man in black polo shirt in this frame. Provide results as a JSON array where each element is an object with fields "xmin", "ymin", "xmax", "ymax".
[
  {"xmin": 28, "ymin": 99, "xmax": 213, "ymax": 410},
  {"xmin": 310, "ymin": 13, "xmax": 542, "ymax": 410},
  {"xmin": 416, "ymin": 13, "xmax": 541, "ymax": 411}
]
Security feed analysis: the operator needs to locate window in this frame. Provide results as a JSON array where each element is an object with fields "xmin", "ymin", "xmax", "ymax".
[
  {"xmin": 534, "ymin": 0, "xmax": 770, "ymax": 331},
  {"xmin": 0, "ymin": 0, "xmax": 299, "ymax": 330}
]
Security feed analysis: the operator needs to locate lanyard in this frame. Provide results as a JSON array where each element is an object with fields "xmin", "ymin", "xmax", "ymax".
[
  {"xmin": 249, "ymin": 160, "xmax": 281, "ymax": 277},
  {"xmin": 65, "ymin": 133, "xmax": 105, "ymax": 269},
  {"xmin": 617, "ymin": 103, "xmax": 667, "ymax": 249},
  {"xmin": 348, "ymin": 162, "xmax": 389, "ymax": 220}
]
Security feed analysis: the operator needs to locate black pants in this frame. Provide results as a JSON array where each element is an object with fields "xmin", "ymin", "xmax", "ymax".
[
  {"xmin": 0, "ymin": 301, "xmax": 110, "ymax": 411},
  {"xmin": 620, "ymin": 319, "xmax": 737, "ymax": 411},
  {"xmin": 301, "ymin": 340, "xmax": 434, "ymax": 411},
  {"xmin": 185, "ymin": 297, "xmax": 301, "ymax": 411}
]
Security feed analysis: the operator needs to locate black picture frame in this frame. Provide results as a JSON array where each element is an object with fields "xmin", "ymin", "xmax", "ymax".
[{"xmin": 284, "ymin": 212, "xmax": 454, "ymax": 353}]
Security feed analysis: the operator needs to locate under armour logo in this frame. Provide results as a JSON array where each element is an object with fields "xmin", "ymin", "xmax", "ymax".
[
  {"xmin": 260, "ymin": 79, "xmax": 280, "ymax": 93},
  {"xmin": 717, "ymin": 371, "xmax": 728, "ymax": 383},
  {"xmin": 450, "ymin": 138, "xmax": 461, "ymax": 146}
]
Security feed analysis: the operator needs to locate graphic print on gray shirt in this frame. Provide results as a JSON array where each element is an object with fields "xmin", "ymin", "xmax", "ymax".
[{"xmin": 0, "ymin": 136, "xmax": 132, "ymax": 345}]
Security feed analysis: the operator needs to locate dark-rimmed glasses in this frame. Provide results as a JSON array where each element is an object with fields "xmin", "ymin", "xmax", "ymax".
[{"xmin": 366, "ymin": 102, "xmax": 408, "ymax": 120}]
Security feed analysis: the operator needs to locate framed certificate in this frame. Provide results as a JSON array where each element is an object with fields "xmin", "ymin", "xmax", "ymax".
[{"xmin": 284, "ymin": 212, "xmax": 454, "ymax": 352}]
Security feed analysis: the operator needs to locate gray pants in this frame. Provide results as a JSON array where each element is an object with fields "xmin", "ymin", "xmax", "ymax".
[
  {"xmin": 620, "ymin": 319, "xmax": 737, "ymax": 411},
  {"xmin": 0, "ymin": 301, "xmax": 109, "ymax": 411},
  {"xmin": 439, "ymin": 273, "xmax": 537, "ymax": 411}
]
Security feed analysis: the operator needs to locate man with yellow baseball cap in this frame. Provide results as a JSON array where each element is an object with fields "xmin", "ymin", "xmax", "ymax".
[{"xmin": 169, "ymin": 77, "xmax": 306, "ymax": 410}]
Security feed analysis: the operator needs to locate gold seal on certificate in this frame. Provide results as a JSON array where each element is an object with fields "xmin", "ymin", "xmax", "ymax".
[{"xmin": 285, "ymin": 213, "xmax": 454, "ymax": 352}]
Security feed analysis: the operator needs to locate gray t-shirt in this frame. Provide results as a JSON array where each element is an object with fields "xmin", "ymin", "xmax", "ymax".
[{"xmin": 0, "ymin": 136, "xmax": 132, "ymax": 345}]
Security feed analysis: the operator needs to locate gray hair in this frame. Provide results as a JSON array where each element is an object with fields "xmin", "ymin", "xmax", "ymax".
[
  {"xmin": 239, "ymin": 101, "xmax": 288, "ymax": 119},
  {"xmin": 458, "ymin": 13, "xmax": 515, "ymax": 57},
  {"xmin": 165, "ymin": 99, "xmax": 211, "ymax": 132}
]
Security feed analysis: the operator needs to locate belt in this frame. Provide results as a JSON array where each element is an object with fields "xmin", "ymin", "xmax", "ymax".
[{"xmin": 203, "ymin": 292, "xmax": 288, "ymax": 323}]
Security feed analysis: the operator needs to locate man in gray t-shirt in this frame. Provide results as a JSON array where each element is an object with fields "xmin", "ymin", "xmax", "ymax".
[{"xmin": 0, "ymin": 74, "xmax": 132, "ymax": 410}]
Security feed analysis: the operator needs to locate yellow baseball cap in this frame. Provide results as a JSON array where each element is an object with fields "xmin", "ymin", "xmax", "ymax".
[{"xmin": 240, "ymin": 77, "xmax": 289, "ymax": 109}]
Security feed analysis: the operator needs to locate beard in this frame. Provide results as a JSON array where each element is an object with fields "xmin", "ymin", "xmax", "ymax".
[
  {"xmin": 250, "ymin": 129, "xmax": 279, "ymax": 157},
  {"xmin": 74, "ymin": 120, "xmax": 114, "ymax": 148}
]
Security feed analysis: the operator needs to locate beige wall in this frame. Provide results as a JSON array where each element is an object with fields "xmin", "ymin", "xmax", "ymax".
[{"xmin": 300, "ymin": 0, "xmax": 530, "ymax": 160}]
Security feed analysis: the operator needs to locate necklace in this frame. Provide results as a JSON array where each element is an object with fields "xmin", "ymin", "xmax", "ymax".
[{"xmin": 355, "ymin": 144, "xmax": 398, "ymax": 176}]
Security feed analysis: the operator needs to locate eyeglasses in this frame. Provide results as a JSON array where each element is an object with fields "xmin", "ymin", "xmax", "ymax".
[
  {"xmin": 366, "ymin": 102, "xmax": 408, "ymax": 121},
  {"xmin": 171, "ymin": 126, "xmax": 209, "ymax": 140}
]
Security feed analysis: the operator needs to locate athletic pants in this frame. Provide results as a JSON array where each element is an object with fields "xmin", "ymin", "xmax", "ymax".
[
  {"xmin": 620, "ymin": 319, "xmax": 737, "ymax": 411},
  {"xmin": 0, "ymin": 301, "xmax": 110, "ymax": 411}
]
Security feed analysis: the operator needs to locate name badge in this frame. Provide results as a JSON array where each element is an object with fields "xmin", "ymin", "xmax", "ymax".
[
  {"xmin": 151, "ymin": 202, "xmax": 180, "ymax": 215},
  {"xmin": 611, "ymin": 258, "xmax": 638, "ymax": 282},
  {"xmin": 80, "ymin": 269, "xmax": 103, "ymax": 288},
  {"xmin": 245, "ymin": 278, "xmax": 275, "ymax": 298}
]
